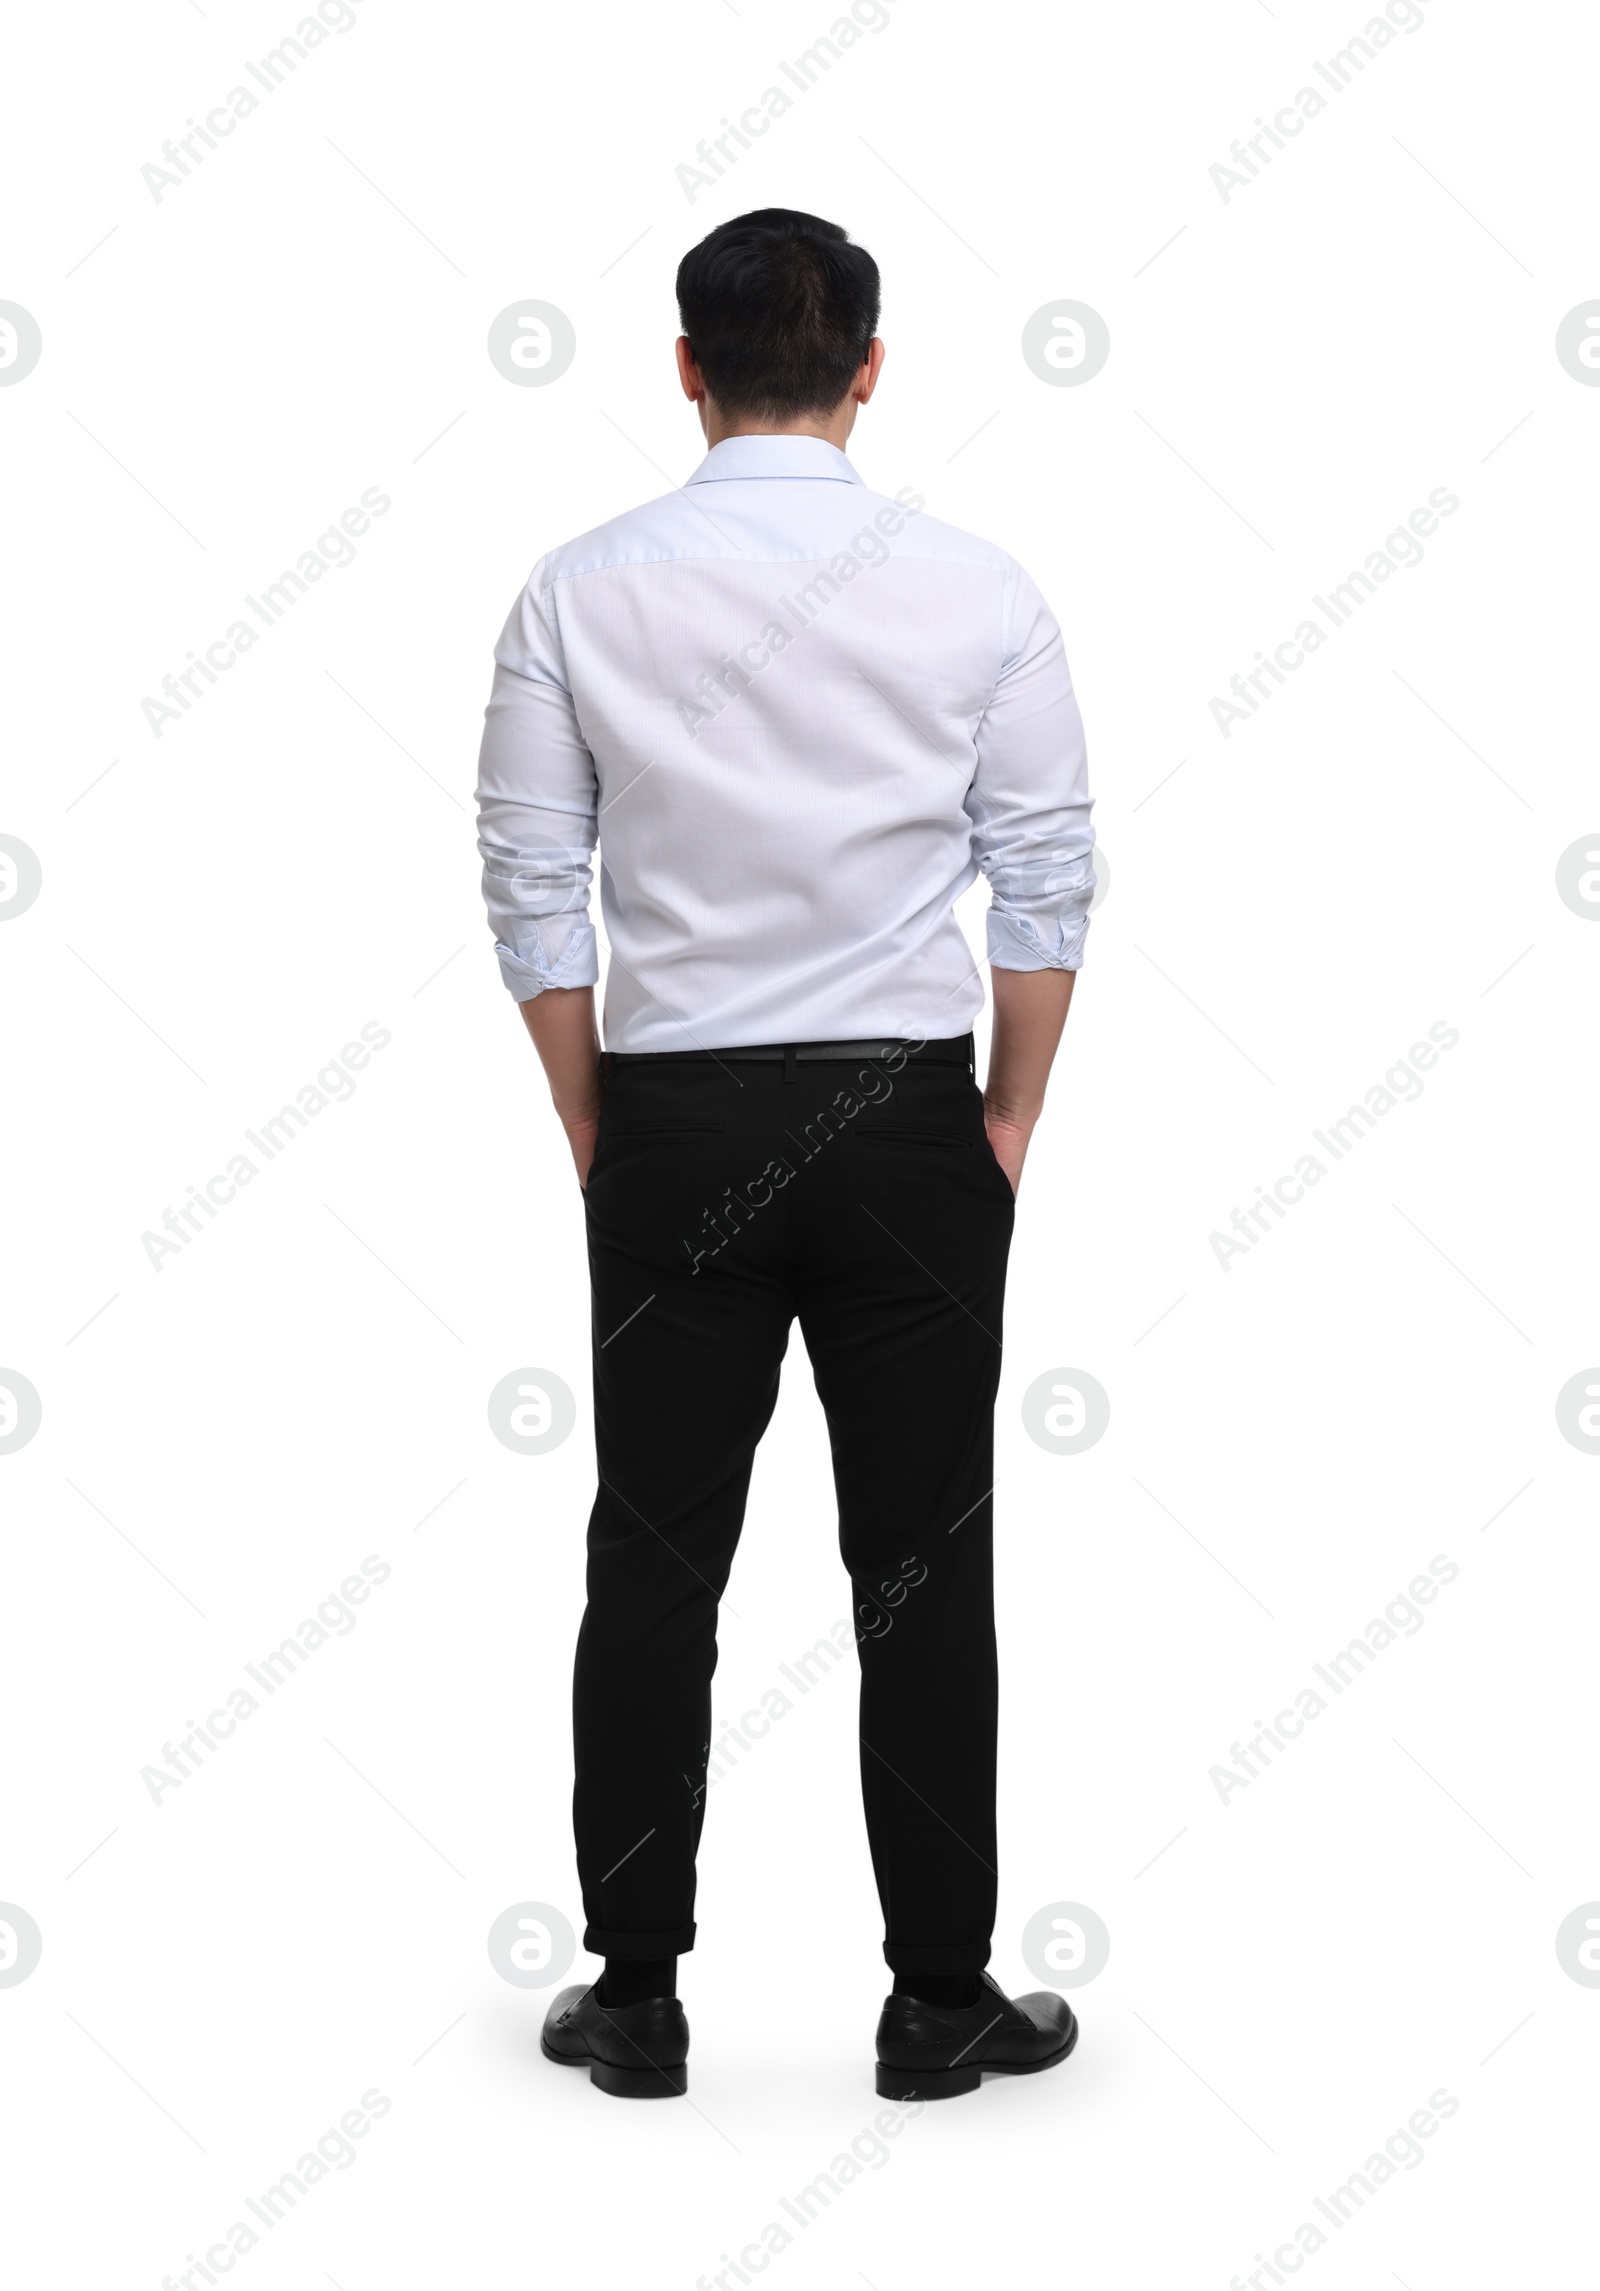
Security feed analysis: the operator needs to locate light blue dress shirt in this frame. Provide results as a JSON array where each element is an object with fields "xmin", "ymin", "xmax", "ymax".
[{"xmin": 476, "ymin": 434, "xmax": 1094, "ymax": 1052}]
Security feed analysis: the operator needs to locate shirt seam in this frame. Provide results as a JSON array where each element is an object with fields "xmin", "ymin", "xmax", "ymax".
[{"xmin": 538, "ymin": 551, "xmax": 1012, "ymax": 589}]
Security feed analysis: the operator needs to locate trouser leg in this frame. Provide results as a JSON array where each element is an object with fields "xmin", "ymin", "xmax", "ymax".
[
  {"xmin": 795, "ymin": 1062, "xmax": 1015, "ymax": 1974},
  {"xmin": 574, "ymin": 1072, "xmax": 793, "ymax": 1959}
]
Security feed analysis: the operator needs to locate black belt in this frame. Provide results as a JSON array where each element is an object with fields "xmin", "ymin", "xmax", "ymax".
[{"xmin": 603, "ymin": 1034, "xmax": 973, "ymax": 1073}]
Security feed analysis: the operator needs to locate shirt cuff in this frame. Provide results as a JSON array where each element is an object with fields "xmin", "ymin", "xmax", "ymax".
[
  {"xmin": 494, "ymin": 922, "xmax": 600, "ymax": 1001},
  {"xmin": 987, "ymin": 907, "xmax": 1087, "ymax": 973}
]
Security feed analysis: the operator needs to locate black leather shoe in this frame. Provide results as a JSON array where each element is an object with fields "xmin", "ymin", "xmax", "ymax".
[
  {"xmin": 875, "ymin": 1972, "xmax": 1078, "ymax": 2100},
  {"xmin": 540, "ymin": 1981, "xmax": 689, "ymax": 2098}
]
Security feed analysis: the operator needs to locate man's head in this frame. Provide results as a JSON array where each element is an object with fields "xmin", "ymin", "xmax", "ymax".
[{"xmin": 675, "ymin": 208, "xmax": 883, "ymax": 446}]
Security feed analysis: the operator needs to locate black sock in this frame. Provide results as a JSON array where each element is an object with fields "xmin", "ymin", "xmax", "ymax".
[
  {"xmin": 894, "ymin": 1970, "xmax": 981, "ymax": 2008},
  {"xmin": 601, "ymin": 1956, "xmax": 675, "ymax": 2006}
]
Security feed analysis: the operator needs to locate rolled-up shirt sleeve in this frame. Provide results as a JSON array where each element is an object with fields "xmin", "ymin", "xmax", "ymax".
[
  {"xmin": 475, "ymin": 561, "xmax": 600, "ymax": 1002},
  {"xmin": 966, "ymin": 560, "xmax": 1095, "ymax": 972}
]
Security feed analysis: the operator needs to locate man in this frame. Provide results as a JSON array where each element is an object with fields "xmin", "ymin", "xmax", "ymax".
[{"xmin": 475, "ymin": 208, "xmax": 1094, "ymax": 2102}]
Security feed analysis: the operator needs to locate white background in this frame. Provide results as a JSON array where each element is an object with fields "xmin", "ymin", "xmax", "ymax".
[{"xmin": 3, "ymin": 0, "xmax": 1597, "ymax": 2283}]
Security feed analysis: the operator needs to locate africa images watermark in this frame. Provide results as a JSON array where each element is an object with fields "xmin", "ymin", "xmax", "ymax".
[
  {"xmin": 1208, "ymin": 0, "xmax": 1439, "ymax": 205},
  {"xmin": 1208, "ymin": 1553, "xmax": 1460, "ymax": 1807},
  {"xmin": 689, "ymin": 1569, "xmax": 929, "ymax": 1806},
  {"xmin": 140, "ymin": 1555, "xmax": 393, "ymax": 1806},
  {"xmin": 140, "ymin": 0, "xmax": 372, "ymax": 203},
  {"xmin": 674, "ymin": 0, "xmax": 901, "ymax": 201},
  {"xmin": 693, "ymin": 2095, "xmax": 924, "ymax": 2288},
  {"xmin": 140, "ymin": 1020, "xmax": 392, "ymax": 1272},
  {"xmin": 1225, "ymin": 2084, "xmax": 1460, "ymax": 2289},
  {"xmin": 688, "ymin": 1618, "xmax": 854, "ymax": 1809},
  {"xmin": 680, "ymin": 1032, "xmax": 929, "ymax": 1275},
  {"xmin": 674, "ymin": 487, "xmax": 925, "ymax": 738},
  {"xmin": 158, "ymin": 2084, "xmax": 392, "ymax": 2288},
  {"xmin": 141, "ymin": 487, "xmax": 392, "ymax": 739},
  {"xmin": 1209, "ymin": 487, "xmax": 1459, "ymax": 740},
  {"xmin": 1209, "ymin": 1020, "xmax": 1459, "ymax": 1271}
]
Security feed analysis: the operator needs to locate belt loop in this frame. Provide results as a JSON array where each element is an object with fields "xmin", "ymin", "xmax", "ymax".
[
  {"xmin": 783, "ymin": 1043, "xmax": 797, "ymax": 1085},
  {"xmin": 599, "ymin": 1049, "xmax": 613, "ymax": 1085}
]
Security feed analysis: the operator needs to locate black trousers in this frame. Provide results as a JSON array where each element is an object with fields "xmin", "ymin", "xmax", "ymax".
[{"xmin": 574, "ymin": 1034, "xmax": 1015, "ymax": 1976}]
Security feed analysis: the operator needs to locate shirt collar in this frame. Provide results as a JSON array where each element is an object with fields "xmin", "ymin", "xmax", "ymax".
[{"xmin": 685, "ymin": 434, "xmax": 863, "ymax": 486}]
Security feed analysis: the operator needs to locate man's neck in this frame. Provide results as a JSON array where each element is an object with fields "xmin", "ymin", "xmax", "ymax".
[{"xmin": 703, "ymin": 413, "xmax": 854, "ymax": 452}]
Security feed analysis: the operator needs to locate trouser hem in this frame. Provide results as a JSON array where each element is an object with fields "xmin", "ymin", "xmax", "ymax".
[
  {"xmin": 883, "ymin": 1939, "xmax": 993, "ymax": 1975},
  {"xmin": 584, "ymin": 1921, "xmax": 697, "ymax": 1957}
]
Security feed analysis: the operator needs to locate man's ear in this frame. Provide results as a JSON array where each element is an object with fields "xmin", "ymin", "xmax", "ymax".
[
  {"xmin": 676, "ymin": 336, "xmax": 704, "ymax": 403},
  {"xmin": 855, "ymin": 337, "xmax": 887, "ymax": 405}
]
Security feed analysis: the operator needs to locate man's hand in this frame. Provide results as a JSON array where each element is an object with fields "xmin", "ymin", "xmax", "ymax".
[
  {"xmin": 984, "ymin": 967, "xmax": 1077, "ymax": 1197},
  {"xmin": 982, "ymin": 1109, "xmax": 1033, "ymax": 1197},
  {"xmin": 518, "ymin": 986, "xmax": 602, "ymax": 1190},
  {"xmin": 562, "ymin": 1111, "xmax": 600, "ymax": 1191}
]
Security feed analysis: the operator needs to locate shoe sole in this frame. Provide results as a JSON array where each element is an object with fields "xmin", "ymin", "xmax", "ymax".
[
  {"xmin": 875, "ymin": 2014, "xmax": 1079, "ymax": 2102},
  {"xmin": 541, "ymin": 2035, "xmax": 687, "ymax": 2098}
]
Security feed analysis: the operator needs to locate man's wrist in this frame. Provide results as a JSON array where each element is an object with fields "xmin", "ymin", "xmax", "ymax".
[{"xmin": 983, "ymin": 1094, "xmax": 1040, "ymax": 1132}]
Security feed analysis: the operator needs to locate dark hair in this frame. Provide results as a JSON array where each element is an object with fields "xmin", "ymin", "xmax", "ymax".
[{"xmin": 676, "ymin": 209, "xmax": 880, "ymax": 420}]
